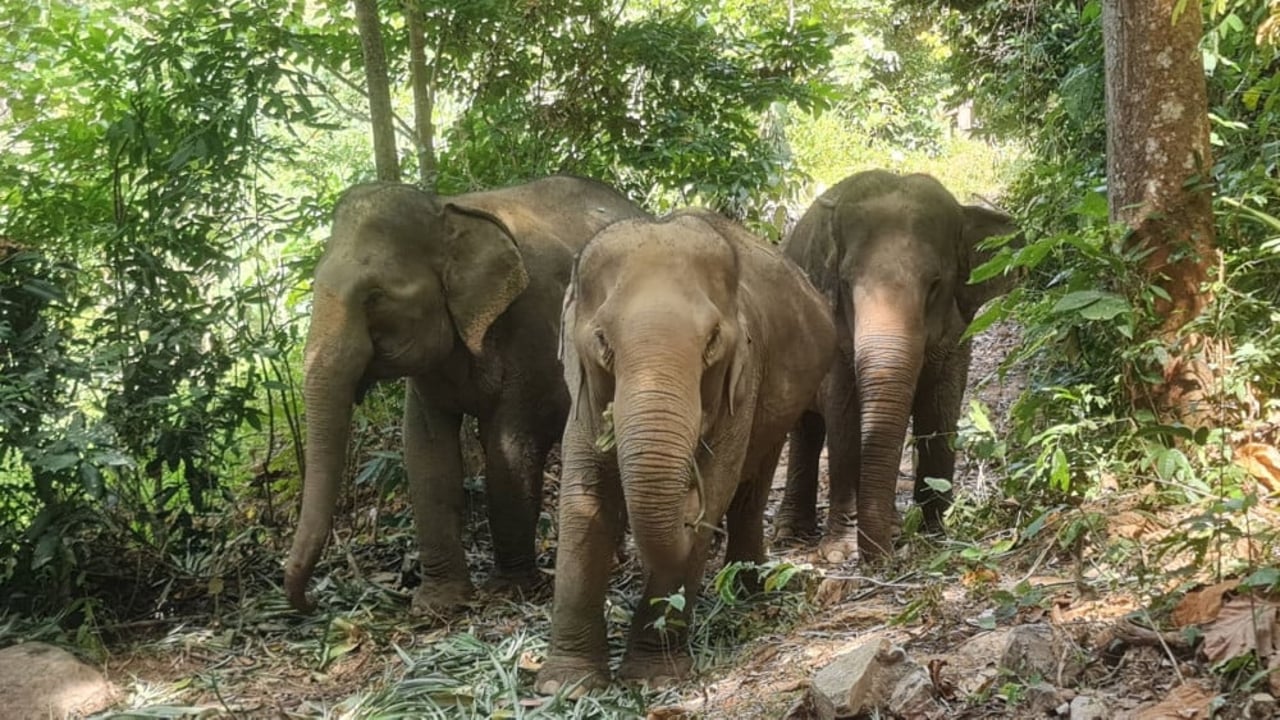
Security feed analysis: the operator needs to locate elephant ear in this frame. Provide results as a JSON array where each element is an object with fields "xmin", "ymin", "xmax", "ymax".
[
  {"xmin": 956, "ymin": 204, "xmax": 1020, "ymax": 323},
  {"xmin": 786, "ymin": 196, "xmax": 842, "ymax": 305},
  {"xmin": 442, "ymin": 203, "xmax": 531, "ymax": 356},
  {"xmin": 725, "ymin": 313, "xmax": 752, "ymax": 417}
]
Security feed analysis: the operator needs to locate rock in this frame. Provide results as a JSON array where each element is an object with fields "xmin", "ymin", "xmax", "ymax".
[
  {"xmin": 1069, "ymin": 695, "xmax": 1109, "ymax": 720},
  {"xmin": 1001, "ymin": 624, "xmax": 1084, "ymax": 686},
  {"xmin": 1246, "ymin": 692, "xmax": 1277, "ymax": 719},
  {"xmin": 809, "ymin": 638, "xmax": 939, "ymax": 719},
  {"xmin": 946, "ymin": 629, "xmax": 1009, "ymax": 696},
  {"xmin": 0, "ymin": 642, "xmax": 117, "ymax": 719},
  {"xmin": 1022, "ymin": 681, "xmax": 1061, "ymax": 715}
]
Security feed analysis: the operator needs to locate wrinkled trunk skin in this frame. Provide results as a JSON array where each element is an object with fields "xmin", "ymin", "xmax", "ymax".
[
  {"xmin": 852, "ymin": 306, "xmax": 924, "ymax": 561},
  {"xmin": 284, "ymin": 287, "xmax": 373, "ymax": 612},
  {"xmin": 612, "ymin": 347, "xmax": 701, "ymax": 580}
]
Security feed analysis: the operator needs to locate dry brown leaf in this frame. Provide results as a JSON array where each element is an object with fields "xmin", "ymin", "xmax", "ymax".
[
  {"xmin": 1201, "ymin": 595, "xmax": 1278, "ymax": 664},
  {"xmin": 1171, "ymin": 579, "xmax": 1241, "ymax": 627},
  {"xmin": 1236, "ymin": 443, "xmax": 1280, "ymax": 491},
  {"xmin": 961, "ymin": 567, "xmax": 999, "ymax": 587},
  {"xmin": 517, "ymin": 651, "xmax": 542, "ymax": 672},
  {"xmin": 1133, "ymin": 682, "xmax": 1216, "ymax": 720},
  {"xmin": 1110, "ymin": 510, "xmax": 1159, "ymax": 540}
]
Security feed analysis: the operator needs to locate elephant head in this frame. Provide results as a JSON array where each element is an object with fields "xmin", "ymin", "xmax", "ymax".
[
  {"xmin": 284, "ymin": 183, "xmax": 530, "ymax": 612},
  {"xmin": 566, "ymin": 211, "xmax": 750, "ymax": 574},
  {"xmin": 787, "ymin": 170, "xmax": 1018, "ymax": 557}
]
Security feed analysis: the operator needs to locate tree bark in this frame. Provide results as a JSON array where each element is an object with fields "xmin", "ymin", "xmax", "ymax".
[
  {"xmin": 1102, "ymin": 0, "xmax": 1219, "ymax": 422},
  {"xmin": 402, "ymin": 0, "xmax": 437, "ymax": 190},
  {"xmin": 353, "ymin": 0, "xmax": 399, "ymax": 181}
]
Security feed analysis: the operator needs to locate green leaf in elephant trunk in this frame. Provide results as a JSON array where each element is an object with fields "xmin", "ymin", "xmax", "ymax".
[{"xmin": 284, "ymin": 284, "xmax": 373, "ymax": 613}]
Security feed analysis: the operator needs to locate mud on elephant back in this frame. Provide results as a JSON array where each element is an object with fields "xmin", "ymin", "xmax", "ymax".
[
  {"xmin": 534, "ymin": 209, "xmax": 835, "ymax": 694},
  {"xmin": 283, "ymin": 175, "xmax": 647, "ymax": 615},
  {"xmin": 774, "ymin": 169, "xmax": 1021, "ymax": 565}
]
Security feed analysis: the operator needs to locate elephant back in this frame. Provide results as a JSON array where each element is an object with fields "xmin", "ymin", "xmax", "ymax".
[{"xmin": 450, "ymin": 175, "xmax": 648, "ymax": 258}]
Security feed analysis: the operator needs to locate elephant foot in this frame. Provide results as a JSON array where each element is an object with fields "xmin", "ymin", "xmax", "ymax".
[
  {"xmin": 534, "ymin": 655, "xmax": 610, "ymax": 698},
  {"xmin": 482, "ymin": 569, "xmax": 547, "ymax": 601},
  {"xmin": 618, "ymin": 651, "xmax": 692, "ymax": 688},
  {"xmin": 770, "ymin": 517, "xmax": 820, "ymax": 547},
  {"xmin": 410, "ymin": 578, "xmax": 473, "ymax": 617},
  {"xmin": 815, "ymin": 532, "xmax": 859, "ymax": 565}
]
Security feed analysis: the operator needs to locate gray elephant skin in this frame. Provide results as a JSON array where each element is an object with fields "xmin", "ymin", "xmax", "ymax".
[
  {"xmin": 776, "ymin": 169, "xmax": 1018, "ymax": 563},
  {"xmin": 535, "ymin": 209, "xmax": 836, "ymax": 692},
  {"xmin": 284, "ymin": 175, "xmax": 648, "ymax": 614}
]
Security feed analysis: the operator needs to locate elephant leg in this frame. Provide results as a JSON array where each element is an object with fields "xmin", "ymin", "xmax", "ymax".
[
  {"xmin": 728, "ymin": 437, "xmax": 786, "ymax": 566},
  {"xmin": 477, "ymin": 411, "xmax": 550, "ymax": 590},
  {"xmin": 536, "ymin": 424, "xmax": 622, "ymax": 696},
  {"xmin": 619, "ymin": 443, "xmax": 745, "ymax": 686},
  {"xmin": 404, "ymin": 379, "xmax": 472, "ymax": 614},
  {"xmin": 773, "ymin": 411, "xmax": 825, "ymax": 544},
  {"xmin": 818, "ymin": 366, "xmax": 862, "ymax": 564},
  {"xmin": 724, "ymin": 437, "xmax": 786, "ymax": 596},
  {"xmin": 913, "ymin": 342, "xmax": 970, "ymax": 534},
  {"xmin": 618, "ymin": 534, "xmax": 711, "ymax": 687}
]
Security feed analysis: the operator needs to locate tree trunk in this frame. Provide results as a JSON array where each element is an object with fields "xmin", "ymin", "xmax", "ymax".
[
  {"xmin": 402, "ymin": 0, "xmax": 437, "ymax": 190},
  {"xmin": 1102, "ymin": 0, "xmax": 1219, "ymax": 423},
  {"xmin": 353, "ymin": 0, "xmax": 399, "ymax": 181}
]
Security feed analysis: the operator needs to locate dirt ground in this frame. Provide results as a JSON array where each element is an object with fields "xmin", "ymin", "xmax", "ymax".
[{"xmin": 91, "ymin": 318, "xmax": 1276, "ymax": 718}]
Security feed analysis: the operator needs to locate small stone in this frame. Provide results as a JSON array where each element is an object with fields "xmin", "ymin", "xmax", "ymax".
[
  {"xmin": 1023, "ymin": 681, "xmax": 1061, "ymax": 715},
  {"xmin": 0, "ymin": 642, "xmax": 118, "ymax": 719},
  {"xmin": 1069, "ymin": 695, "xmax": 1109, "ymax": 720},
  {"xmin": 1246, "ymin": 692, "xmax": 1277, "ymax": 719},
  {"xmin": 948, "ymin": 629, "xmax": 1009, "ymax": 695},
  {"xmin": 808, "ymin": 638, "xmax": 939, "ymax": 720},
  {"xmin": 1001, "ymin": 624, "xmax": 1083, "ymax": 686}
]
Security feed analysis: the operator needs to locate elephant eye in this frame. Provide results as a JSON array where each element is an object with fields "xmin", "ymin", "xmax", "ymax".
[
  {"xmin": 704, "ymin": 324, "xmax": 721, "ymax": 362},
  {"xmin": 594, "ymin": 327, "xmax": 614, "ymax": 367},
  {"xmin": 926, "ymin": 276, "xmax": 943, "ymax": 304}
]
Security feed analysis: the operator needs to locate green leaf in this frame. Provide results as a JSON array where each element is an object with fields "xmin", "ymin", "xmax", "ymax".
[
  {"xmin": 1022, "ymin": 508, "xmax": 1054, "ymax": 540},
  {"xmin": 37, "ymin": 452, "xmax": 80, "ymax": 472},
  {"xmin": 764, "ymin": 564, "xmax": 802, "ymax": 593},
  {"xmin": 1050, "ymin": 447, "xmax": 1070, "ymax": 492},
  {"xmin": 1052, "ymin": 290, "xmax": 1106, "ymax": 313},
  {"xmin": 1242, "ymin": 567, "xmax": 1280, "ymax": 589},
  {"xmin": 1078, "ymin": 295, "xmax": 1130, "ymax": 320},
  {"xmin": 1071, "ymin": 191, "xmax": 1108, "ymax": 220},
  {"xmin": 968, "ymin": 400, "xmax": 995, "ymax": 435},
  {"xmin": 923, "ymin": 476, "xmax": 953, "ymax": 494},
  {"xmin": 962, "ymin": 300, "xmax": 1004, "ymax": 341},
  {"xmin": 667, "ymin": 591, "xmax": 686, "ymax": 612},
  {"xmin": 969, "ymin": 248, "xmax": 1013, "ymax": 284}
]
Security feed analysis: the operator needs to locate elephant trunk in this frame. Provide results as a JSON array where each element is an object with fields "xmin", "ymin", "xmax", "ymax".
[
  {"xmin": 284, "ymin": 286, "xmax": 372, "ymax": 612},
  {"xmin": 851, "ymin": 306, "xmax": 924, "ymax": 561},
  {"xmin": 612, "ymin": 346, "xmax": 702, "ymax": 578}
]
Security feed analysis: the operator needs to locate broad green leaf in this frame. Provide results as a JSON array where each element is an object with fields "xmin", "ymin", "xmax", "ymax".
[
  {"xmin": 1078, "ymin": 295, "xmax": 1130, "ymax": 320},
  {"xmin": 1052, "ymin": 290, "xmax": 1106, "ymax": 313},
  {"xmin": 1071, "ymin": 191, "xmax": 1108, "ymax": 220},
  {"xmin": 961, "ymin": 301, "xmax": 1004, "ymax": 341}
]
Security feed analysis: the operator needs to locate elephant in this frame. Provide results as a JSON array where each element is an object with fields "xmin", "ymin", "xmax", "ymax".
[
  {"xmin": 534, "ymin": 208, "xmax": 836, "ymax": 693},
  {"xmin": 774, "ymin": 169, "xmax": 1019, "ymax": 564},
  {"xmin": 284, "ymin": 175, "xmax": 648, "ymax": 614}
]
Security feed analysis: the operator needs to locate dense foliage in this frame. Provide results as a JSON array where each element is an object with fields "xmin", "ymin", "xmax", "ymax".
[
  {"xmin": 0, "ymin": 0, "xmax": 962, "ymax": 616},
  {"xmin": 926, "ymin": 0, "xmax": 1280, "ymax": 566}
]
